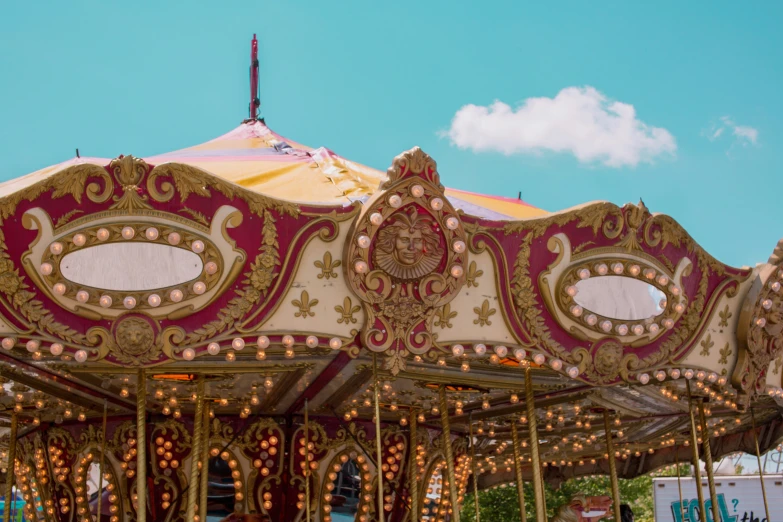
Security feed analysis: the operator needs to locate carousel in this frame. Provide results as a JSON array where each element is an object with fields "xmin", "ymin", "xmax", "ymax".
[{"xmin": 0, "ymin": 35, "xmax": 781, "ymax": 522}]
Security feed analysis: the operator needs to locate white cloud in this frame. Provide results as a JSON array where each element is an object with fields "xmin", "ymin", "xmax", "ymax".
[
  {"xmin": 443, "ymin": 86, "xmax": 677, "ymax": 168},
  {"xmin": 706, "ymin": 116, "xmax": 759, "ymax": 147}
]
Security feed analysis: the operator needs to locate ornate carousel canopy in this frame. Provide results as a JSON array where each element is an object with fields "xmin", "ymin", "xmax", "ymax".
[{"xmin": 0, "ymin": 38, "xmax": 781, "ymax": 522}]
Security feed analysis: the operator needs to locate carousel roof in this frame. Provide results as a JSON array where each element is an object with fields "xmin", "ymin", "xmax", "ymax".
[{"xmin": 0, "ymin": 120, "xmax": 548, "ymax": 220}]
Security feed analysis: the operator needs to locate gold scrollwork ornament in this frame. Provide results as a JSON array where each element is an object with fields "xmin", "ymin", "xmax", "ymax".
[{"xmin": 345, "ymin": 147, "xmax": 468, "ymax": 374}]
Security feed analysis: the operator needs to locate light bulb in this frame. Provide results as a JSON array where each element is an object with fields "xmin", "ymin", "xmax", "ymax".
[
  {"xmin": 50, "ymin": 343, "xmax": 63, "ymax": 356},
  {"xmin": 370, "ymin": 212, "xmax": 383, "ymax": 226},
  {"xmin": 123, "ymin": 296, "xmax": 136, "ymax": 309},
  {"xmin": 357, "ymin": 235, "xmax": 371, "ymax": 248},
  {"xmin": 354, "ymin": 260, "xmax": 368, "ymax": 274},
  {"xmin": 410, "ymin": 184, "xmax": 424, "ymax": 197},
  {"xmin": 282, "ymin": 335, "xmax": 294, "ymax": 347},
  {"xmin": 232, "ymin": 338, "xmax": 245, "ymax": 351},
  {"xmin": 388, "ymin": 195, "xmax": 402, "ymax": 208},
  {"xmin": 182, "ymin": 348, "xmax": 195, "ymax": 361},
  {"xmin": 76, "ymin": 290, "xmax": 89, "ymax": 303},
  {"xmin": 53, "ymin": 283, "xmax": 67, "ymax": 295},
  {"xmin": 96, "ymin": 228, "xmax": 110, "ymax": 241},
  {"xmin": 72, "ymin": 234, "xmax": 86, "ymax": 247},
  {"xmin": 49, "ymin": 242, "xmax": 63, "ymax": 255},
  {"xmin": 430, "ymin": 198, "xmax": 444, "ymax": 211},
  {"xmin": 40, "ymin": 263, "xmax": 53, "ymax": 275},
  {"xmin": 121, "ymin": 227, "xmax": 135, "ymax": 240},
  {"xmin": 167, "ymin": 232, "xmax": 181, "ymax": 245},
  {"xmin": 329, "ymin": 337, "xmax": 342, "ymax": 350},
  {"xmin": 145, "ymin": 227, "xmax": 159, "ymax": 240},
  {"xmin": 74, "ymin": 350, "xmax": 88, "ymax": 363},
  {"xmin": 169, "ymin": 289, "xmax": 183, "ymax": 302},
  {"xmin": 193, "ymin": 282, "xmax": 206, "ymax": 295},
  {"xmin": 445, "ymin": 216, "xmax": 459, "ymax": 230},
  {"xmin": 147, "ymin": 294, "xmax": 161, "ymax": 307},
  {"xmin": 450, "ymin": 265, "xmax": 464, "ymax": 278},
  {"xmin": 306, "ymin": 336, "xmax": 318, "ymax": 348}
]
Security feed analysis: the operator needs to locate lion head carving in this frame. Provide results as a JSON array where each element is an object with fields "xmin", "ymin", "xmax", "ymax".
[
  {"xmin": 594, "ymin": 342, "xmax": 623, "ymax": 377},
  {"xmin": 111, "ymin": 316, "xmax": 159, "ymax": 365}
]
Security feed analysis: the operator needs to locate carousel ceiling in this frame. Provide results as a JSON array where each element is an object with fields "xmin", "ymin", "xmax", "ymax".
[{"xmin": 0, "ymin": 120, "xmax": 781, "ymax": 485}]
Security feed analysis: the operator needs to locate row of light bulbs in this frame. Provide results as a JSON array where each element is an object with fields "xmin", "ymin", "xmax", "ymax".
[{"xmin": 44, "ymin": 229, "xmax": 216, "ymax": 308}]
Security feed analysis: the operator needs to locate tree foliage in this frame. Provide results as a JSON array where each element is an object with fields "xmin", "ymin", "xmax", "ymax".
[{"xmin": 461, "ymin": 466, "xmax": 690, "ymax": 522}]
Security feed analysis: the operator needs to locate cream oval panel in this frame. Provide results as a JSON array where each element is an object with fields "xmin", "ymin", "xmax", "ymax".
[
  {"xmin": 573, "ymin": 276, "xmax": 665, "ymax": 321},
  {"xmin": 60, "ymin": 243, "xmax": 203, "ymax": 291}
]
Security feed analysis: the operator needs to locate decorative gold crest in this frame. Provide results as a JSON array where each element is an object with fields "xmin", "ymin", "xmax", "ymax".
[{"xmin": 345, "ymin": 147, "xmax": 468, "ymax": 374}]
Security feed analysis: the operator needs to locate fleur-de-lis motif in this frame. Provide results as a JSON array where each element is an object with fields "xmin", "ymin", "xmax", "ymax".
[
  {"xmin": 434, "ymin": 304, "xmax": 457, "ymax": 329},
  {"xmin": 314, "ymin": 251, "xmax": 341, "ymax": 280},
  {"xmin": 335, "ymin": 296, "xmax": 361, "ymax": 324},
  {"xmin": 466, "ymin": 261, "xmax": 483, "ymax": 288},
  {"xmin": 473, "ymin": 299, "xmax": 496, "ymax": 327},
  {"xmin": 699, "ymin": 333, "xmax": 714, "ymax": 356},
  {"xmin": 718, "ymin": 342, "xmax": 733, "ymax": 365},
  {"xmin": 292, "ymin": 290, "xmax": 319, "ymax": 318},
  {"xmin": 718, "ymin": 304, "xmax": 732, "ymax": 328}
]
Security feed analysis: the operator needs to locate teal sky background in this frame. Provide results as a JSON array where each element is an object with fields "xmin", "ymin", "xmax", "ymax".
[{"xmin": 1, "ymin": 1, "xmax": 780, "ymax": 268}]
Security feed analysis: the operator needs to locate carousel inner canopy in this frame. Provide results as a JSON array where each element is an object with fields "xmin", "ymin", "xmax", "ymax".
[
  {"xmin": 573, "ymin": 275, "xmax": 666, "ymax": 320},
  {"xmin": 59, "ymin": 243, "xmax": 204, "ymax": 291}
]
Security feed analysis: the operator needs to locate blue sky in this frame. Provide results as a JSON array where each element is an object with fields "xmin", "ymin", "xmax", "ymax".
[{"xmin": 1, "ymin": 1, "xmax": 780, "ymax": 267}]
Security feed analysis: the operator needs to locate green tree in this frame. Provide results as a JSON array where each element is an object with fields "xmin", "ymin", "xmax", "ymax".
[{"xmin": 461, "ymin": 465, "xmax": 690, "ymax": 522}]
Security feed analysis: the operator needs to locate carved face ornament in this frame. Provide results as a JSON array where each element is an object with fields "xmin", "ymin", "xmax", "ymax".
[{"xmin": 374, "ymin": 209, "xmax": 444, "ymax": 281}]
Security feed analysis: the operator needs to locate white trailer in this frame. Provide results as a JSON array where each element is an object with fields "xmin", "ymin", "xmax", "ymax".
[{"xmin": 653, "ymin": 475, "xmax": 782, "ymax": 522}]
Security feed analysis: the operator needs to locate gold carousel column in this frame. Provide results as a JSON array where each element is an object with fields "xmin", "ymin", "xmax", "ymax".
[
  {"xmin": 373, "ymin": 356, "xmax": 386, "ymax": 522},
  {"xmin": 602, "ymin": 410, "xmax": 622, "ymax": 522},
  {"xmin": 409, "ymin": 408, "xmax": 420, "ymax": 521},
  {"xmin": 524, "ymin": 367, "xmax": 546, "ymax": 522},
  {"xmin": 750, "ymin": 408, "xmax": 771, "ymax": 522},
  {"xmin": 199, "ymin": 397, "xmax": 210, "ymax": 522},
  {"xmin": 96, "ymin": 399, "xmax": 108, "ymax": 522},
  {"xmin": 136, "ymin": 368, "xmax": 147, "ymax": 522},
  {"xmin": 3, "ymin": 411, "xmax": 18, "ymax": 522},
  {"xmin": 186, "ymin": 377, "xmax": 205, "ymax": 522},
  {"xmin": 675, "ymin": 446, "xmax": 685, "ymax": 522},
  {"xmin": 305, "ymin": 399, "xmax": 311, "ymax": 522},
  {"xmin": 697, "ymin": 400, "xmax": 719, "ymax": 522},
  {"xmin": 469, "ymin": 414, "xmax": 480, "ymax": 522},
  {"xmin": 510, "ymin": 419, "xmax": 527, "ymax": 522},
  {"xmin": 438, "ymin": 385, "xmax": 461, "ymax": 522},
  {"xmin": 686, "ymin": 382, "xmax": 707, "ymax": 522}
]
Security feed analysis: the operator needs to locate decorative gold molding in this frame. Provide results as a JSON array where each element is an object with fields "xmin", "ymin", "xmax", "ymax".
[{"xmin": 345, "ymin": 147, "xmax": 468, "ymax": 374}]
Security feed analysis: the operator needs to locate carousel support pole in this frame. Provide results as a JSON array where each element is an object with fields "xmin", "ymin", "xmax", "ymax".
[
  {"xmin": 96, "ymin": 399, "xmax": 108, "ymax": 522},
  {"xmin": 304, "ymin": 398, "xmax": 311, "ymax": 522},
  {"xmin": 3, "ymin": 411, "xmax": 18, "ymax": 522},
  {"xmin": 675, "ymin": 446, "xmax": 685, "ymax": 522},
  {"xmin": 750, "ymin": 408, "xmax": 771, "ymax": 522},
  {"xmin": 372, "ymin": 355, "xmax": 386, "ymax": 522},
  {"xmin": 409, "ymin": 408, "xmax": 420, "ymax": 521},
  {"xmin": 686, "ymin": 381, "xmax": 707, "ymax": 522},
  {"xmin": 136, "ymin": 368, "xmax": 147, "ymax": 522},
  {"xmin": 602, "ymin": 410, "xmax": 622, "ymax": 522},
  {"xmin": 524, "ymin": 366, "xmax": 546, "ymax": 522},
  {"xmin": 469, "ymin": 414, "xmax": 481, "ymax": 522},
  {"xmin": 510, "ymin": 418, "xmax": 527, "ymax": 522},
  {"xmin": 697, "ymin": 400, "xmax": 719, "ymax": 522},
  {"xmin": 186, "ymin": 377, "xmax": 205, "ymax": 522},
  {"xmin": 438, "ymin": 384, "xmax": 461, "ymax": 522},
  {"xmin": 199, "ymin": 397, "xmax": 210, "ymax": 522}
]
